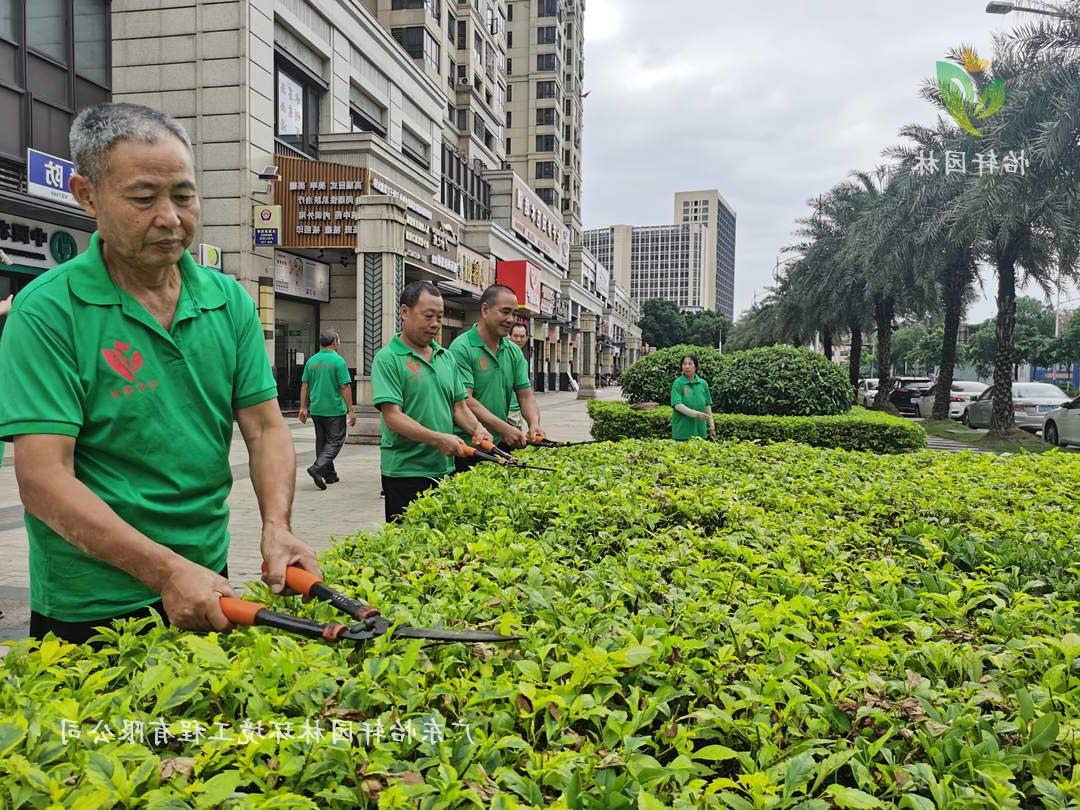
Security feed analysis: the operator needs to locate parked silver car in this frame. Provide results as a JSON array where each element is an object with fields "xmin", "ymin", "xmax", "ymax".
[
  {"xmin": 917, "ymin": 380, "xmax": 988, "ymax": 420},
  {"xmin": 962, "ymin": 383, "xmax": 1071, "ymax": 432}
]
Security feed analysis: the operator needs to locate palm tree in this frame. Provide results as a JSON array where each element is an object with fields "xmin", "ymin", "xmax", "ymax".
[
  {"xmin": 886, "ymin": 121, "xmax": 981, "ymax": 420},
  {"xmin": 941, "ymin": 39, "xmax": 1075, "ymax": 433}
]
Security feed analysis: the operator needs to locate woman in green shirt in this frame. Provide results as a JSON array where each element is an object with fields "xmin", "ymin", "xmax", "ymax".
[{"xmin": 670, "ymin": 354, "xmax": 716, "ymax": 441}]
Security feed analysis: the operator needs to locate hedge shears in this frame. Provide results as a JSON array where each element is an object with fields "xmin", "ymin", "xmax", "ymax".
[
  {"xmin": 525, "ymin": 430, "xmax": 598, "ymax": 449},
  {"xmin": 459, "ymin": 437, "xmax": 557, "ymax": 472},
  {"xmin": 219, "ymin": 566, "xmax": 520, "ymax": 645}
]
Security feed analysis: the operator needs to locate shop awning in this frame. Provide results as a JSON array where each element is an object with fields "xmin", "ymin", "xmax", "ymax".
[
  {"xmin": 0, "ymin": 263, "xmax": 49, "ymax": 277},
  {"xmin": 433, "ymin": 279, "xmax": 481, "ymax": 304}
]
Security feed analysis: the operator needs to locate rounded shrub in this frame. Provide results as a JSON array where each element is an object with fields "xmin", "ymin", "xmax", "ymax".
[
  {"xmin": 710, "ymin": 345, "xmax": 853, "ymax": 416},
  {"xmin": 618, "ymin": 344, "xmax": 726, "ymax": 405}
]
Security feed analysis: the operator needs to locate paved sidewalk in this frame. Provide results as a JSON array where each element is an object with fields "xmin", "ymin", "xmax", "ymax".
[{"xmin": 0, "ymin": 386, "xmax": 619, "ymax": 640}]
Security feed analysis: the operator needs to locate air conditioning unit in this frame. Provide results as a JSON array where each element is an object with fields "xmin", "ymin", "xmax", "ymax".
[
  {"xmin": 501, "ymin": 161, "xmax": 512, "ymax": 170},
  {"xmin": 458, "ymin": 76, "xmax": 471, "ymax": 86}
]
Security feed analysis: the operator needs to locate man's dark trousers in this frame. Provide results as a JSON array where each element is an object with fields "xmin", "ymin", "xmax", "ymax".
[{"xmin": 312, "ymin": 415, "xmax": 348, "ymax": 480}]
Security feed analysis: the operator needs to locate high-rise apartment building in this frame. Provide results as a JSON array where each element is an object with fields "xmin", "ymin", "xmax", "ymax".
[
  {"xmin": 370, "ymin": 0, "xmax": 507, "ymax": 220},
  {"xmin": 583, "ymin": 223, "xmax": 708, "ymax": 312},
  {"xmin": 504, "ymin": 0, "xmax": 584, "ymax": 243},
  {"xmin": 584, "ymin": 189, "xmax": 737, "ymax": 316},
  {"xmin": 673, "ymin": 190, "xmax": 736, "ymax": 318}
]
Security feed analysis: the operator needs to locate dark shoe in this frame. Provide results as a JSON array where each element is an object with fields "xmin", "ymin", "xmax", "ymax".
[
  {"xmin": 307, "ymin": 465, "xmax": 327, "ymax": 490},
  {"xmin": 324, "ymin": 473, "xmax": 340, "ymax": 484}
]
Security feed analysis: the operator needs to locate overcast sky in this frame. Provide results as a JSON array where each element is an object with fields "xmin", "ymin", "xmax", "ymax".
[{"xmin": 581, "ymin": 1, "xmax": 1077, "ymax": 322}]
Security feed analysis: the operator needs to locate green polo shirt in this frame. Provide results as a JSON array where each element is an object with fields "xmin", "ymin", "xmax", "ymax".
[
  {"xmin": 371, "ymin": 334, "xmax": 467, "ymax": 478},
  {"xmin": 448, "ymin": 325, "xmax": 531, "ymax": 439},
  {"xmin": 0, "ymin": 232, "xmax": 278, "ymax": 622},
  {"xmin": 302, "ymin": 348, "xmax": 350, "ymax": 416},
  {"xmin": 670, "ymin": 374, "xmax": 713, "ymax": 440}
]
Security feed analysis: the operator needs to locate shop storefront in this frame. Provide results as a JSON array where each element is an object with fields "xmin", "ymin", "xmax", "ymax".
[{"xmin": 273, "ymin": 251, "xmax": 330, "ymax": 409}]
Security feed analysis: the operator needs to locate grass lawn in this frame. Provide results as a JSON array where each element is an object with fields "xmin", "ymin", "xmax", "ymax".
[{"xmin": 919, "ymin": 417, "xmax": 1066, "ymax": 454}]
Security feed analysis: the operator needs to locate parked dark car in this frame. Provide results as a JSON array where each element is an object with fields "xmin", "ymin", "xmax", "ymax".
[{"xmin": 887, "ymin": 377, "xmax": 933, "ymax": 415}]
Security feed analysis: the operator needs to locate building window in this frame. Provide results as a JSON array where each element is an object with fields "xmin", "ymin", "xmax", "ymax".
[
  {"xmin": 447, "ymin": 57, "xmax": 455, "ymax": 87},
  {"xmin": 506, "ymin": 137, "xmax": 511, "ymax": 154},
  {"xmin": 507, "ymin": 2, "xmax": 513, "ymax": 20},
  {"xmin": 506, "ymin": 111, "xmax": 512, "ymax": 127},
  {"xmin": 275, "ymin": 57, "xmax": 323, "ymax": 158},
  {"xmin": 535, "ymin": 160, "xmax": 556, "ymax": 179},
  {"xmin": 538, "ymin": 187, "xmax": 556, "ymax": 205},
  {"xmin": 537, "ymin": 80, "xmax": 557, "ymax": 99},
  {"xmin": 447, "ymin": 12, "xmax": 456, "ymax": 43},
  {"xmin": 537, "ymin": 26, "xmax": 557, "ymax": 45},
  {"xmin": 0, "ymin": 0, "xmax": 16, "ymax": 42},
  {"xmin": 391, "ymin": 0, "xmax": 438, "ymax": 15},
  {"xmin": 350, "ymin": 90, "xmax": 387, "ymax": 138},
  {"xmin": 457, "ymin": 19, "xmax": 467, "ymax": 47},
  {"xmin": 74, "ymin": 0, "xmax": 108, "ymax": 87},
  {"xmin": 536, "ymin": 134, "xmax": 555, "ymax": 151},
  {"xmin": 537, "ymin": 0, "xmax": 558, "ymax": 18},
  {"xmin": 392, "ymin": 26, "xmax": 440, "ymax": 74},
  {"xmin": 506, "ymin": 57, "xmax": 512, "ymax": 74},
  {"xmin": 456, "ymin": 107, "xmax": 467, "ymax": 131},
  {"xmin": 506, "ymin": 83, "xmax": 512, "ymax": 102},
  {"xmin": 506, "ymin": 30, "xmax": 512, "ymax": 47},
  {"xmin": 27, "ymin": 0, "xmax": 66, "ymax": 64},
  {"xmin": 441, "ymin": 142, "xmax": 491, "ymax": 220},
  {"xmin": 536, "ymin": 106, "xmax": 556, "ymax": 126},
  {"xmin": 401, "ymin": 125, "xmax": 430, "ymax": 170},
  {"xmin": 536, "ymin": 53, "xmax": 557, "ymax": 72}
]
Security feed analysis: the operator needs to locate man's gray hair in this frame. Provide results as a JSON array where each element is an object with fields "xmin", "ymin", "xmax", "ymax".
[
  {"xmin": 70, "ymin": 102, "xmax": 193, "ymax": 184},
  {"xmin": 320, "ymin": 331, "xmax": 341, "ymax": 347}
]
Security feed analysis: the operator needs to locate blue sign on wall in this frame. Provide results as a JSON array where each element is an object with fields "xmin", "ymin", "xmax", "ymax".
[{"xmin": 27, "ymin": 149, "xmax": 77, "ymax": 207}]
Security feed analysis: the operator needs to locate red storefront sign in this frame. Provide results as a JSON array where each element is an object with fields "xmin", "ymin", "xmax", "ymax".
[{"xmin": 495, "ymin": 260, "xmax": 541, "ymax": 314}]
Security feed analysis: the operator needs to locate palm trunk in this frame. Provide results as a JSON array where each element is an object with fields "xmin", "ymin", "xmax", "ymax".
[
  {"xmin": 932, "ymin": 247, "xmax": 970, "ymax": 420},
  {"xmin": 873, "ymin": 295, "xmax": 895, "ymax": 408},
  {"xmin": 848, "ymin": 320, "xmax": 863, "ymax": 390},
  {"xmin": 822, "ymin": 327, "xmax": 834, "ymax": 362},
  {"xmin": 990, "ymin": 239, "xmax": 1019, "ymax": 433}
]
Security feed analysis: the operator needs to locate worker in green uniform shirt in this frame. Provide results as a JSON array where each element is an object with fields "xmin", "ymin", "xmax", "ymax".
[
  {"xmin": 0, "ymin": 103, "xmax": 320, "ymax": 645},
  {"xmin": 449, "ymin": 284, "xmax": 542, "ymax": 471},
  {"xmin": 371, "ymin": 280, "xmax": 492, "ymax": 521},
  {"xmin": 670, "ymin": 354, "xmax": 717, "ymax": 441},
  {"xmin": 298, "ymin": 330, "xmax": 355, "ymax": 490},
  {"xmin": 506, "ymin": 322, "xmax": 531, "ymax": 430}
]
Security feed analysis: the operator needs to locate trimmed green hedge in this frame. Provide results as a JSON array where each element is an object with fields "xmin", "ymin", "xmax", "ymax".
[
  {"xmin": 618, "ymin": 344, "xmax": 725, "ymax": 405},
  {"xmin": 709, "ymin": 345, "xmax": 853, "ymax": 416},
  {"xmin": 588, "ymin": 400, "xmax": 926, "ymax": 453},
  {"xmin": 2, "ymin": 440, "xmax": 1079, "ymax": 806}
]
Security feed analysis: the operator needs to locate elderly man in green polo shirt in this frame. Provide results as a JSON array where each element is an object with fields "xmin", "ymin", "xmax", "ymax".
[
  {"xmin": 0, "ymin": 102, "xmax": 320, "ymax": 644},
  {"xmin": 449, "ymin": 284, "xmax": 542, "ymax": 471},
  {"xmin": 372, "ymin": 280, "xmax": 492, "ymax": 521}
]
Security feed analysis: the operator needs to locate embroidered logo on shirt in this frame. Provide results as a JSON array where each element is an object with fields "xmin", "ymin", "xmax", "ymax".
[
  {"xmin": 405, "ymin": 358, "xmax": 422, "ymax": 374},
  {"xmin": 102, "ymin": 340, "xmax": 160, "ymax": 398},
  {"xmin": 682, "ymin": 385, "xmax": 690, "ymax": 396},
  {"xmin": 102, "ymin": 341, "xmax": 143, "ymax": 382},
  {"xmin": 478, "ymin": 356, "xmax": 490, "ymax": 371}
]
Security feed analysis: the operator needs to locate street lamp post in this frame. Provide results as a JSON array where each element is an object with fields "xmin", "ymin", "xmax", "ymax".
[{"xmin": 985, "ymin": 2, "xmax": 1072, "ymax": 18}]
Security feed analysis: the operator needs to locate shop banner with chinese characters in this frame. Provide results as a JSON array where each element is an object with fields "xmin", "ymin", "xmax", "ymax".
[
  {"xmin": 0, "ymin": 214, "xmax": 89, "ymax": 271},
  {"xmin": 510, "ymin": 175, "xmax": 570, "ymax": 270},
  {"xmin": 458, "ymin": 245, "xmax": 494, "ymax": 293},
  {"xmin": 27, "ymin": 149, "xmax": 77, "ymax": 207},
  {"xmin": 496, "ymin": 260, "xmax": 542, "ymax": 314},
  {"xmin": 370, "ymin": 174, "xmax": 462, "ymax": 279},
  {"xmin": 274, "ymin": 251, "xmax": 330, "ymax": 302},
  {"xmin": 274, "ymin": 157, "xmax": 369, "ymax": 248}
]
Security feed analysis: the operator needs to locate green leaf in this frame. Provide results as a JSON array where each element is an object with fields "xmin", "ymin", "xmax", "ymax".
[
  {"xmin": 824, "ymin": 784, "xmax": 884, "ymax": 809},
  {"xmin": 153, "ymin": 675, "xmax": 204, "ymax": 714},
  {"xmin": 0, "ymin": 720, "xmax": 26, "ymax": 756},
  {"xmin": 194, "ymin": 772, "xmax": 250, "ymax": 808},
  {"xmin": 1026, "ymin": 713, "xmax": 1059, "ymax": 753},
  {"xmin": 898, "ymin": 796, "xmax": 935, "ymax": 810},
  {"xmin": 936, "ymin": 61, "xmax": 976, "ymax": 105},
  {"xmin": 976, "ymin": 79, "xmax": 1006, "ymax": 119},
  {"xmin": 694, "ymin": 744, "xmax": 740, "ymax": 762}
]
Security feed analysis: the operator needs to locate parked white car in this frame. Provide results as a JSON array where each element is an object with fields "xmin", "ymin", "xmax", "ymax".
[
  {"xmin": 856, "ymin": 378, "xmax": 878, "ymax": 408},
  {"xmin": 917, "ymin": 380, "xmax": 988, "ymax": 420},
  {"xmin": 1043, "ymin": 397, "xmax": 1080, "ymax": 447},
  {"xmin": 962, "ymin": 382, "xmax": 1071, "ymax": 432}
]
